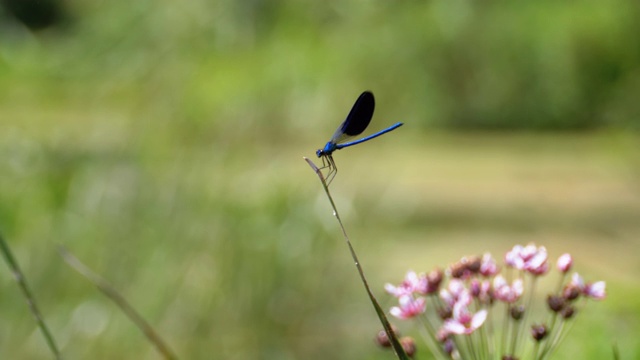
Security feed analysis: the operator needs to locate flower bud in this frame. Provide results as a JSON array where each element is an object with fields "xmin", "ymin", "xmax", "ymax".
[
  {"xmin": 443, "ymin": 338, "xmax": 455, "ymax": 355},
  {"xmin": 547, "ymin": 295, "xmax": 565, "ymax": 312},
  {"xmin": 531, "ymin": 324, "xmax": 548, "ymax": 341},
  {"xmin": 400, "ymin": 336, "xmax": 416, "ymax": 358},
  {"xmin": 375, "ymin": 325, "xmax": 399, "ymax": 348},
  {"xmin": 560, "ymin": 305, "xmax": 575, "ymax": 319},
  {"xmin": 563, "ymin": 284, "xmax": 581, "ymax": 301},
  {"xmin": 467, "ymin": 255, "xmax": 482, "ymax": 273},
  {"xmin": 438, "ymin": 305, "xmax": 453, "ymax": 320},
  {"xmin": 556, "ymin": 253, "xmax": 573, "ymax": 273},
  {"xmin": 510, "ymin": 305, "xmax": 525, "ymax": 320},
  {"xmin": 470, "ymin": 279, "xmax": 481, "ymax": 297},
  {"xmin": 436, "ymin": 328, "xmax": 449, "ymax": 343},
  {"xmin": 426, "ymin": 268, "xmax": 443, "ymax": 292},
  {"xmin": 449, "ymin": 261, "xmax": 468, "ymax": 279}
]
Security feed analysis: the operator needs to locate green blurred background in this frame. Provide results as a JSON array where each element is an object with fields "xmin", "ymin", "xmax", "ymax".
[{"xmin": 1, "ymin": 1, "xmax": 639, "ymax": 359}]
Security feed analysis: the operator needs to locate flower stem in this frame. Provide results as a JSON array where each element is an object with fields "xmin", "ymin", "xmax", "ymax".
[
  {"xmin": 304, "ymin": 157, "xmax": 410, "ymax": 360},
  {"xmin": 417, "ymin": 313, "xmax": 448, "ymax": 359},
  {"xmin": 500, "ymin": 303, "xmax": 510, "ymax": 356}
]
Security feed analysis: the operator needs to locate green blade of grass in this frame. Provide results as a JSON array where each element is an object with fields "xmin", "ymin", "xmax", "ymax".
[
  {"xmin": 57, "ymin": 245, "xmax": 178, "ymax": 360},
  {"xmin": 0, "ymin": 231, "xmax": 61, "ymax": 359}
]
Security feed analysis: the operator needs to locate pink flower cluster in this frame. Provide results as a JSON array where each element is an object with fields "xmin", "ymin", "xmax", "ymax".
[
  {"xmin": 439, "ymin": 281, "xmax": 488, "ymax": 335},
  {"xmin": 381, "ymin": 243, "xmax": 607, "ymax": 359},
  {"xmin": 505, "ymin": 244, "xmax": 549, "ymax": 275},
  {"xmin": 567, "ymin": 272, "xmax": 606, "ymax": 300},
  {"xmin": 384, "ymin": 269, "xmax": 442, "ymax": 319},
  {"xmin": 385, "ymin": 255, "xmax": 499, "ymax": 336},
  {"xmin": 493, "ymin": 275, "xmax": 523, "ymax": 303}
]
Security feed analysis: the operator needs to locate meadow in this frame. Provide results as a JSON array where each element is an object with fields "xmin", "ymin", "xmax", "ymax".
[{"xmin": 1, "ymin": 1, "xmax": 639, "ymax": 359}]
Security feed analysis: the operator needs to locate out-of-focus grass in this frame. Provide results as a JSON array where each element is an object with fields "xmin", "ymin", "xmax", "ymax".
[
  {"xmin": 1, "ymin": 127, "xmax": 638, "ymax": 359},
  {"xmin": 1, "ymin": 1, "xmax": 639, "ymax": 359}
]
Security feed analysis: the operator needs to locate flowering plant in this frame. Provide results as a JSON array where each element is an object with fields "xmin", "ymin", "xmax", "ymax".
[{"xmin": 379, "ymin": 244, "xmax": 606, "ymax": 359}]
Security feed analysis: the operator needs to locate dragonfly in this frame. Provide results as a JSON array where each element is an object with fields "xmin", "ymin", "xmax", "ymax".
[{"xmin": 316, "ymin": 91, "xmax": 403, "ymax": 185}]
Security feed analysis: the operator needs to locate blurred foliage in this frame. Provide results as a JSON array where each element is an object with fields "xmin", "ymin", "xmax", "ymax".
[
  {"xmin": 1, "ymin": 0, "xmax": 640, "ymax": 132},
  {"xmin": 0, "ymin": 0, "xmax": 639, "ymax": 359}
]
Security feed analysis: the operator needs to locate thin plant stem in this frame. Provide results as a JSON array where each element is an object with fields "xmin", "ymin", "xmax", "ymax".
[
  {"xmin": 539, "ymin": 320, "xmax": 566, "ymax": 360},
  {"xmin": 0, "ymin": 232, "xmax": 61, "ymax": 359},
  {"xmin": 474, "ymin": 298, "xmax": 490, "ymax": 360},
  {"xmin": 452, "ymin": 336, "xmax": 470, "ymax": 360},
  {"xmin": 540, "ymin": 301, "xmax": 580, "ymax": 360},
  {"xmin": 415, "ymin": 324, "xmax": 438, "ymax": 359},
  {"xmin": 556, "ymin": 272, "xmax": 568, "ymax": 293},
  {"xmin": 543, "ymin": 316, "xmax": 576, "ymax": 360},
  {"xmin": 540, "ymin": 291, "xmax": 574, "ymax": 360},
  {"xmin": 532, "ymin": 341, "xmax": 541, "ymax": 360},
  {"xmin": 465, "ymin": 333, "xmax": 478, "ymax": 360},
  {"xmin": 538, "ymin": 271, "xmax": 568, "ymax": 359},
  {"xmin": 433, "ymin": 294, "xmax": 447, "ymax": 317},
  {"xmin": 418, "ymin": 299, "xmax": 439, "ymax": 339},
  {"xmin": 540, "ymin": 306, "xmax": 560, "ymax": 358},
  {"xmin": 475, "ymin": 319, "xmax": 489, "ymax": 360},
  {"xmin": 417, "ymin": 314, "xmax": 448, "ymax": 360},
  {"xmin": 304, "ymin": 157, "xmax": 410, "ymax": 360},
  {"xmin": 57, "ymin": 246, "xmax": 178, "ymax": 360},
  {"xmin": 514, "ymin": 275, "xmax": 537, "ymax": 356},
  {"xmin": 477, "ymin": 321, "xmax": 489, "ymax": 360},
  {"xmin": 500, "ymin": 303, "xmax": 510, "ymax": 357},
  {"xmin": 508, "ymin": 307, "xmax": 519, "ymax": 357},
  {"xmin": 428, "ymin": 295, "xmax": 456, "ymax": 359},
  {"xmin": 485, "ymin": 302, "xmax": 496, "ymax": 358}
]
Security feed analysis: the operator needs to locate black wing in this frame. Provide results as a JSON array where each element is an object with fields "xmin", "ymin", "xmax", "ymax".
[{"xmin": 330, "ymin": 91, "xmax": 375, "ymax": 143}]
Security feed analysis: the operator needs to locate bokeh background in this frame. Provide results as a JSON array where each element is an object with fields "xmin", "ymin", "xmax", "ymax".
[{"xmin": 1, "ymin": 1, "xmax": 639, "ymax": 359}]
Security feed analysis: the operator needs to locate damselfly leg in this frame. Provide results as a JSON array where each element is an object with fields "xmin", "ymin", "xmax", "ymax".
[{"xmin": 318, "ymin": 155, "xmax": 337, "ymax": 186}]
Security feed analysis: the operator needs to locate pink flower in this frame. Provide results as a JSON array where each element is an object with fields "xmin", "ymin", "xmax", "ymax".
[
  {"xmin": 569, "ymin": 273, "xmax": 585, "ymax": 289},
  {"xmin": 440, "ymin": 279, "xmax": 469, "ymax": 307},
  {"xmin": 505, "ymin": 244, "xmax": 549, "ymax": 275},
  {"xmin": 556, "ymin": 253, "xmax": 573, "ymax": 273},
  {"xmin": 493, "ymin": 275, "xmax": 523, "ymax": 303},
  {"xmin": 470, "ymin": 279, "xmax": 492, "ymax": 303},
  {"xmin": 584, "ymin": 281, "xmax": 606, "ymax": 300},
  {"xmin": 505, "ymin": 245, "xmax": 525, "ymax": 268},
  {"xmin": 390, "ymin": 295, "xmax": 427, "ymax": 320},
  {"xmin": 385, "ymin": 271, "xmax": 427, "ymax": 297},
  {"xmin": 563, "ymin": 273, "xmax": 585, "ymax": 300},
  {"xmin": 526, "ymin": 248, "xmax": 549, "ymax": 275},
  {"xmin": 480, "ymin": 252, "xmax": 499, "ymax": 277},
  {"xmin": 442, "ymin": 300, "xmax": 487, "ymax": 335},
  {"xmin": 565, "ymin": 273, "xmax": 606, "ymax": 300}
]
